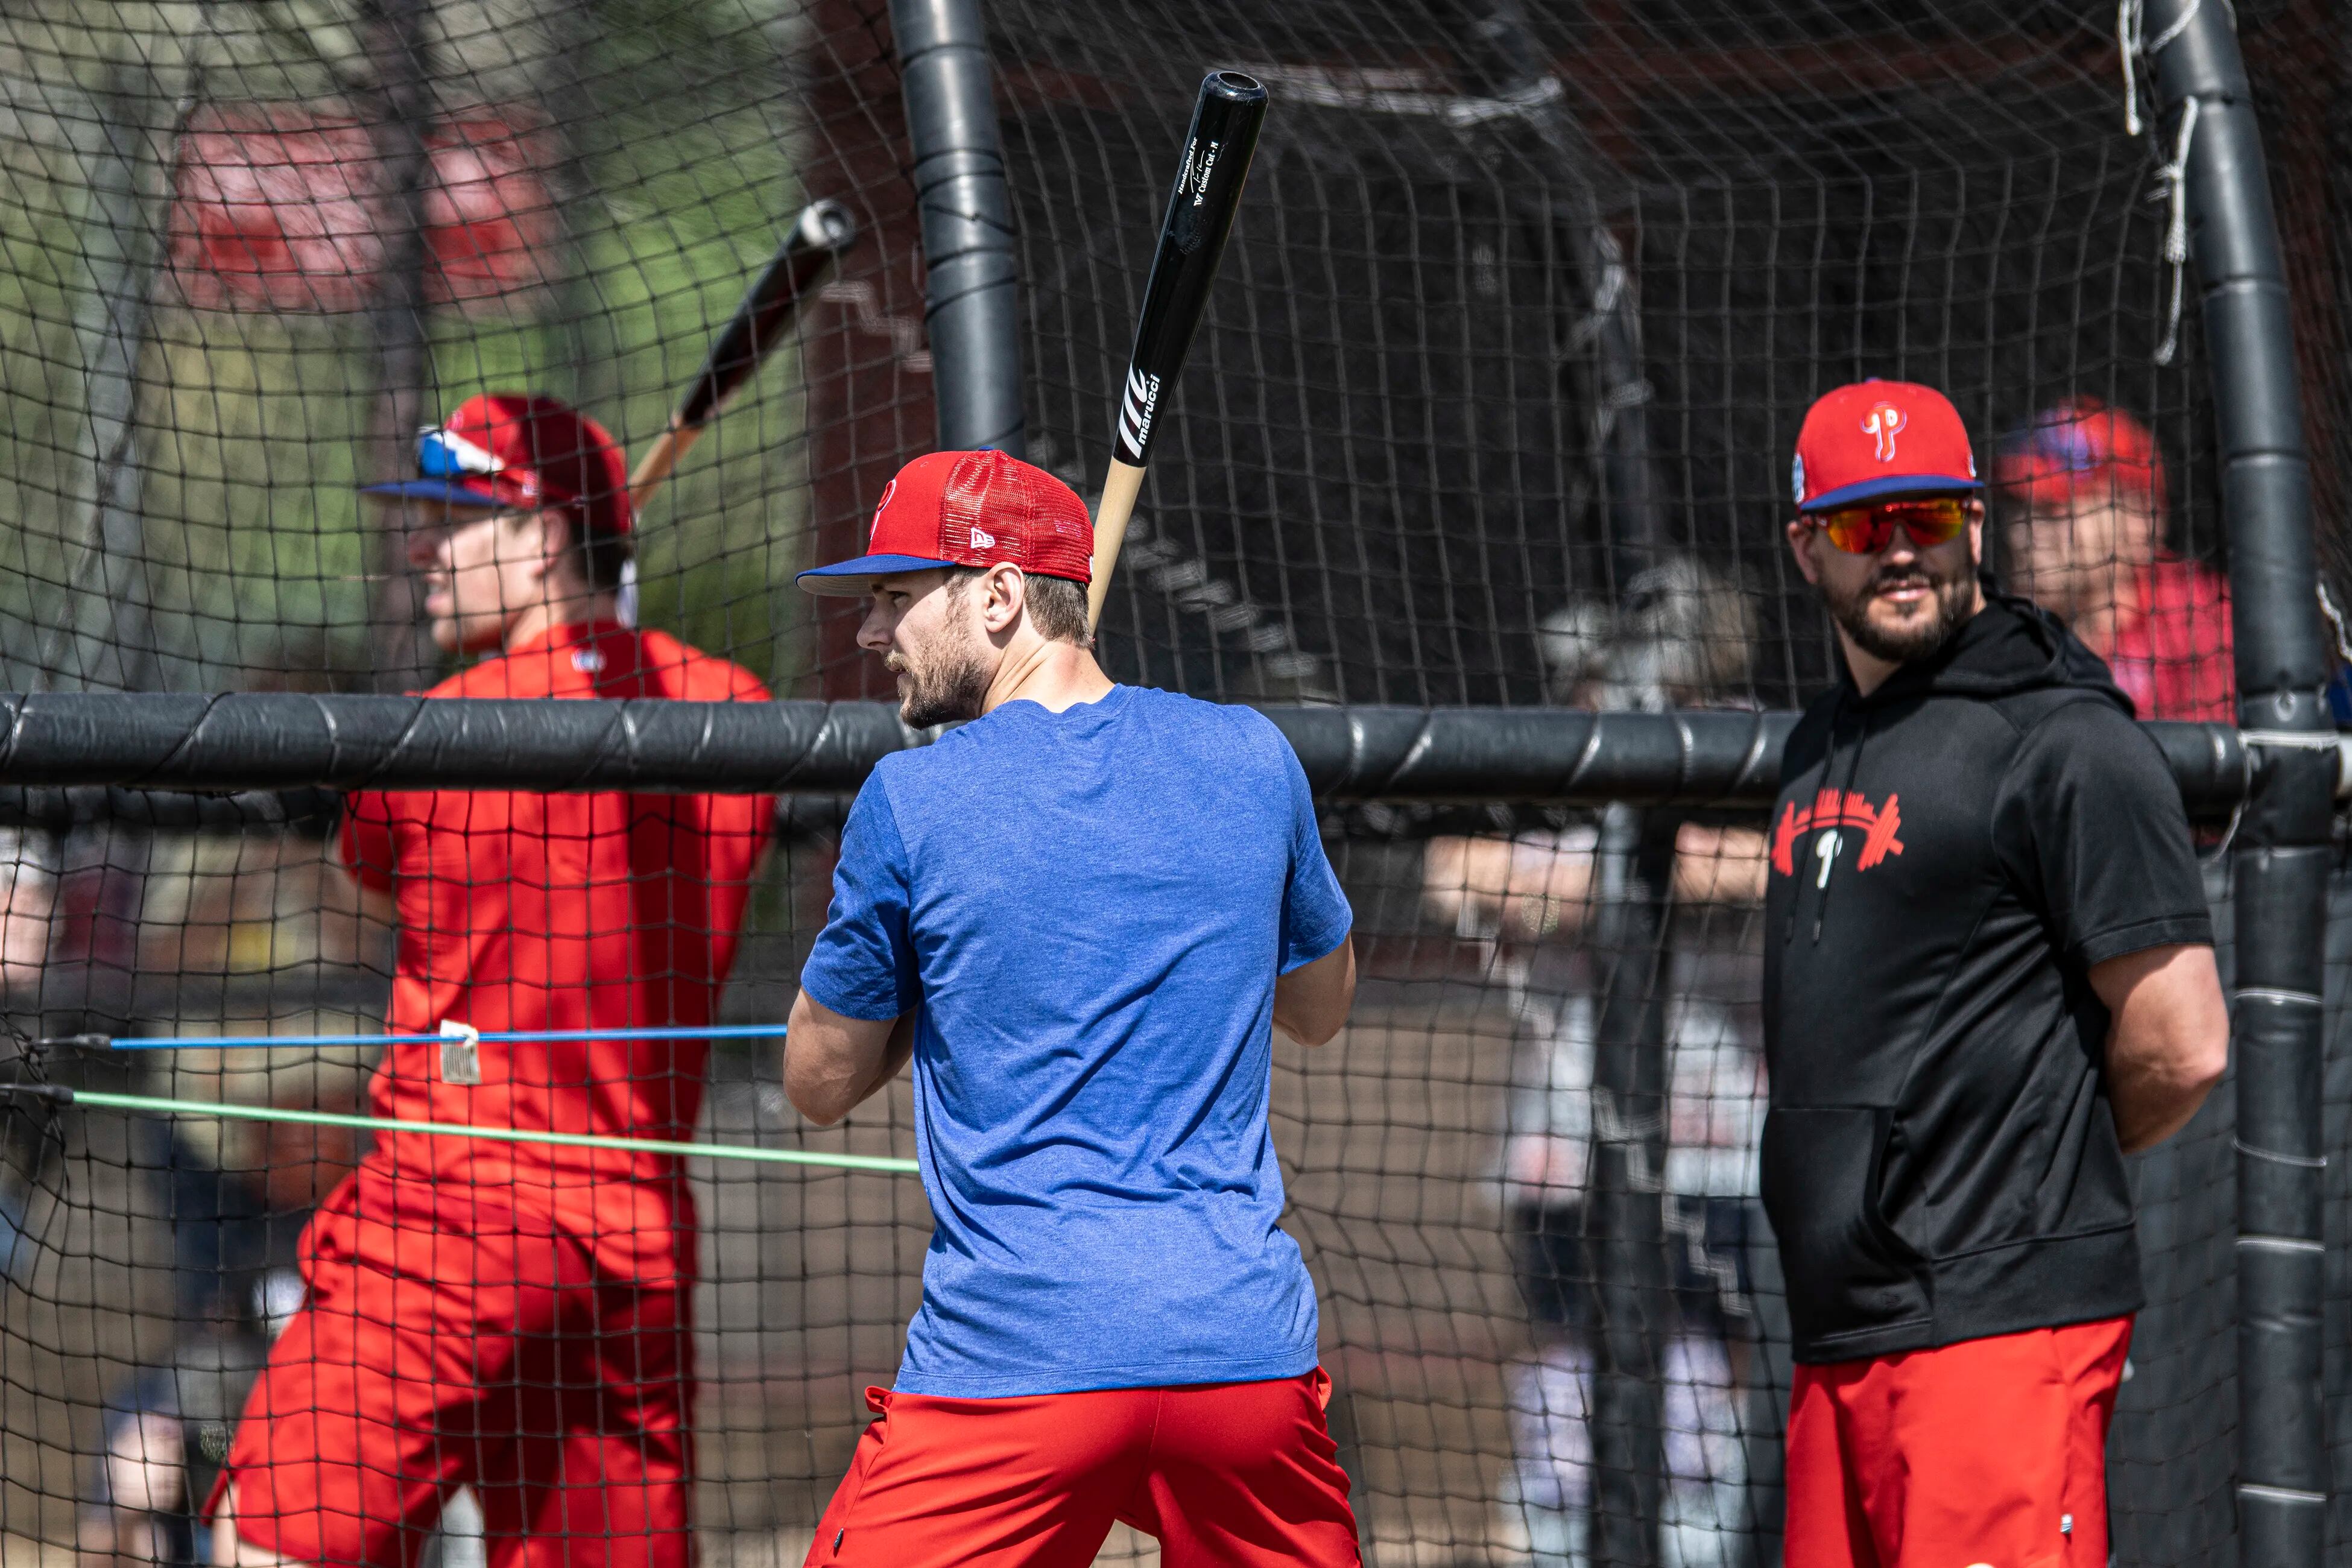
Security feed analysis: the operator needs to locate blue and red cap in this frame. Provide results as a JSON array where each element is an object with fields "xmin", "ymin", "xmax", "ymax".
[
  {"xmin": 1993, "ymin": 397, "xmax": 2168, "ymax": 521},
  {"xmin": 798, "ymin": 450, "xmax": 1093, "ymax": 596},
  {"xmin": 1791, "ymin": 379, "xmax": 1982, "ymax": 513},
  {"xmin": 362, "ymin": 393, "xmax": 632, "ymax": 540}
]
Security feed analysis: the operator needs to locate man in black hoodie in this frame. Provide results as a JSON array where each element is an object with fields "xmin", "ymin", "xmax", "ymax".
[{"xmin": 1765, "ymin": 379, "xmax": 2228, "ymax": 1568}]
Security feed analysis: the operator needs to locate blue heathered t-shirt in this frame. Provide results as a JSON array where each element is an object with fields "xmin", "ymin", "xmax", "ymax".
[{"xmin": 798, "ymin": 684, "xmax": 1353, "ymax": 1397}]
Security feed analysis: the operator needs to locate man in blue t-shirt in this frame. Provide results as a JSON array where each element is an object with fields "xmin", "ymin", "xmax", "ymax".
[{"xmin": 786, "ymin": 449, "xmax": 1361, "ymax": 1567}]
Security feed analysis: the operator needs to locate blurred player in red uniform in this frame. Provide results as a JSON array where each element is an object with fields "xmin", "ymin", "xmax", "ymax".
[
  {"xmin": 1996, "ymin": 397, "xmax": 2234, "ymax": 720},
  {"xmin": 206, "ymin": 395, "xmax": 773, "ymax": 1568}
]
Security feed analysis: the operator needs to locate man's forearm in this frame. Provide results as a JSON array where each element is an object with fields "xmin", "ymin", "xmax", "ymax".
[
  {"xmin": 785, "ymin": 996, "xmax": 917, "ymax": 1125},
  {"xmin": 2109, "ymin": 1057, "xmax": 2218, "ymax": 1153},
  {"xmin": 1273, "ymin": 937, "xmax": 1356, "ymax": 1046},
  {"xmin": 788, "ymin": 1045, "xmax": 901, "ymax": 1125},
  {"xmin": 2092, "ymin": 943, "xmax": 2228, "ymax": 1154}
]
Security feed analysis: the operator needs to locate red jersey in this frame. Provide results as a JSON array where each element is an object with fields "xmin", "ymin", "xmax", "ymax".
[
  {"xmin": 340, "ymin": 619, "xmax": 773, "ymax": 1278},
  {"xmin": 2106, "ymin": 556, "xmax": 2235, "ymax": 722}
]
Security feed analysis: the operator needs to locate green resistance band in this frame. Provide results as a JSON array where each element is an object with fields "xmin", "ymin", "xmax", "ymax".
[{"xmin": 1, "ymin": 1084, "xmax": 919, "ymax": 1175}]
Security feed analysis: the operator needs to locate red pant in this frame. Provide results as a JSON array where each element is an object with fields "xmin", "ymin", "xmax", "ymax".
[
  {"xmin": 804, "ymin": 1370, "xmax": 1359, "ymax": 1567},
  {"xmin": 1785, "ymin": 1317, "xmax": 2132, "ymax": 1568},
  {"xmin": 206, "ymin": 1168, "xmax": 694, "ymax": 1568}
]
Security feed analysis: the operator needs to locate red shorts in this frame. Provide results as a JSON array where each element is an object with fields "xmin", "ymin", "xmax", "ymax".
[
  {"xmin": 1785, "ymin": 1316, "xmax": 2132, "ymax": 1568},
  {"xmin": 204, "ymin": 1168, "xmax": 694, "ymax": 1568},
  {"xmin": 803, "ymin": 1370, "xmax": 1359, "ymax": 1567}
]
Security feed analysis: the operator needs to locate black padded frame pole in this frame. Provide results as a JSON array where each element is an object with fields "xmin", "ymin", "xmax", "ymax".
[
  {"xmin": 0, "ymin": 694, "xmax": 2254, "ymax": 808},
  {"xmin": 2149, "ymin": 4, "xmax": 2339, "ymax": 1561},
  {"xmin": 891, "ymin": 0, "xmax": 1025, "ymax": 457}
]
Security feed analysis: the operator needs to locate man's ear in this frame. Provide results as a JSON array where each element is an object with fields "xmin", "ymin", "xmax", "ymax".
[
  {"xmin": 979, "ymin": 564, "xmax": 1028, "ymax": 636},
  {"xmin": 540, "ymin": 508, "xmax": 569, "ymax": 566},
  {"xmin": 525, "ymin": 507, "xmax": 575, "ymax": 587},
  {"xmin": 1785, "ymin": 517, "xmax": 1824, "ymax": 586}
]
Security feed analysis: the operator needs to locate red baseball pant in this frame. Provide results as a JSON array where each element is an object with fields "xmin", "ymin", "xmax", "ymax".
[
  {"xmin": 803, "ymin": 1369, "xmax": 1360, "ymax": 1567},
  {"xmin": 1784, "ymin": 1315, "xmax": 2132, "ymax": 1568},
  {"xmin": 206, "ymin": 1168, "xmax": 694, "ymax": 1568}
]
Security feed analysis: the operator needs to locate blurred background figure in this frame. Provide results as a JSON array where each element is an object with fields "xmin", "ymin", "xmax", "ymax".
[
  {"xmin": 1994, "ymin": 398, "xmax": 2234, "ymax": 721},
  {"xmin": 75, "ymin": 1274, "xmax": 272, "ymax": 1568},
  {"xmin": 1423, "ymin": 561, "xmax": 1768, "ymax": 1568},
  {"xmin": 0, "ymin": 825, "xmax": 58, "ymax": 999},
  {"xmin": 0, "ymin": 824, "xmax": 58, "ymax": 1290}
]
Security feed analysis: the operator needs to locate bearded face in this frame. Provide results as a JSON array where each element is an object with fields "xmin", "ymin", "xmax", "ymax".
[
  {"xmin": 1789, "ymin": 500, "xmax": 1986, "ymax": 673},
  {"xmin": 860, "ymin": 570, "xmax": 993, "ymax": 727},
  {"xmin": 1816, "ymin": 529, "xmax": 1981, "ymax": 665}
]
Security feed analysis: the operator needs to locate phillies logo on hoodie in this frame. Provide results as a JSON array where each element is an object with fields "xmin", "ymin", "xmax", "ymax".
[{"xmin": 1772, "ymin": 788, "xmax": 1906, "ymax": 882}]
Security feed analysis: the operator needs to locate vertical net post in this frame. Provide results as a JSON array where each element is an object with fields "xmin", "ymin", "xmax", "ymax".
[
  {"xmin": 1585, "ymin": 804, "xmax": 1677, "ymax": 1568},
  {"xmin": 890, "ymin": 0, "xmax": 1025, "ymax": 457},
  {"xmin": 2150, "ymin": 2, "xmax": 2338, "ymax": 1560},
  {"xmin": 53, "ymin": 59, "xmax": 168, "ymax": 695},
  {"xmin": 355, "ymin": 0, "xmax": 436, "ymax": 692}
]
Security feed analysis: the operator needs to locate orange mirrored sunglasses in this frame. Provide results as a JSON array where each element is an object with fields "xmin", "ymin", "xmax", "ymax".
[{"xmin": 1809, "ymin": 496, "xmax": 1971, "ymax": 555}]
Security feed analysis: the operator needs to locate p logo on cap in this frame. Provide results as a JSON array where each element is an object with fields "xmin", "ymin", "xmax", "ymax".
[
  {"xmin": 1791, "ymin": 379, "xmax": 1981, "ymax": 514},
  {"xmin": 1862, "ymin": 402, "xmax": 1906, "ymax": 463}
]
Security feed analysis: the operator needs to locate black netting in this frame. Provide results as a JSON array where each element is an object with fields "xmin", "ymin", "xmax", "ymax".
[{"xmin": 1011, "ymin": 3, "xmax": 2228, "ymax": 713}]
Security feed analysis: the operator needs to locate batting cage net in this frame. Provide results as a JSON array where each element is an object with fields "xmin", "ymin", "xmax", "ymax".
[{"xmin": 0, "ymin": 1, "xmax": 2347, "ymax": 1566}]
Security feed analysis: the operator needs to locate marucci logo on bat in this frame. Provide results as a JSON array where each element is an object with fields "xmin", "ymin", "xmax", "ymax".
[{"xmin": 1118, "ymin": 367, "xmax": 1162, "ymax": 459}]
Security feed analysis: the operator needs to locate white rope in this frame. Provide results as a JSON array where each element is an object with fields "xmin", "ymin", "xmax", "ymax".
[
  {"xmin": 2318, "ymin": 581, "xmax": 2352, "ymax": 665},
  {"xmin": 2122, "ymin": 0, "xmax": 2205, "ymax": 363},
  {"xmin": 2146, "ymin": 0, "xmax": 2205, "ymax": 64},
  {"xmin": 2119, "ymin": 0, "xmax": 2146, "ymax": 134},
  {"xmin": 2153, "ymin": 95, "xmax": 2200, "ymax": 365},
  {"xmin": 2119, "ymin": 0, "xmax": 2204, "ymax": 136}
]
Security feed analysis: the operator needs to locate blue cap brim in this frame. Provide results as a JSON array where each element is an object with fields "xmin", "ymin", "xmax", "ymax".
[
  {"xmin": 361, "ymin": 478, "xmax": 506, "ymax": 507},
  {"xmin": 795, "ymin": 554, "xmax": 959, "ymax": 596},
  {"xmin": 1801, "ymin": 473, "xmax": 1982, "ymax": 513}
]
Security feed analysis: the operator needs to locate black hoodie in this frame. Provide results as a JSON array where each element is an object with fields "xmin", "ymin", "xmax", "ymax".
[{"xmin": 1760, "ymin": 591, "xmax": 2213, "ymax": 1364}]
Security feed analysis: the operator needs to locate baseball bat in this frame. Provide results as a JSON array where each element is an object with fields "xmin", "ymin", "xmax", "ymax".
[
  {"xmin": 1086, "ymin": 71, "xmax": 1269, "ymax": 632},
  {"xmin": 627, "ymin": 198, "xmax": 859, "ymax": 514}
]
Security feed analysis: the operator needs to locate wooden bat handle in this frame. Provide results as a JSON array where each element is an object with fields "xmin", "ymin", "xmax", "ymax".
[
  {"xmin": 627, "ymin": 422, "xmax": 704, "ymax": 516},
  {"xmin": 1086, "ymin": 460, "xmax": 1148, "ymax": 634}
]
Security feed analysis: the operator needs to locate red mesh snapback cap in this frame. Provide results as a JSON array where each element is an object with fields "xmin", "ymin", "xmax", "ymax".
[
  {"xmin": 1791, "ymin": 379, "xmax": 1982, "ymax": 514},
  {"xmin": 798, "ymin": 450, "xmax": 1093, "ymax": 596},
  {"xmin": 363, "ymin": 392, "xmax": 633, "ymax": 539}
]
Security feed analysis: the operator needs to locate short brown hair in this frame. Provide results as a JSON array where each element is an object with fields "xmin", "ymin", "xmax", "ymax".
[
  {"xmin": 538, "ymin": 504, "xmax": 628, "ymax": 593},
  {"xmin": 949, "ymin": 566, "xmax": 1090, "ymax": 645},
  {"xmin": 577, "ymin": 517, "xmax": 631, "ymax": 593}
]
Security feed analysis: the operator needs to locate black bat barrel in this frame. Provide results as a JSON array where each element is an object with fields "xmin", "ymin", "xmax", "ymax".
[
  {"xmin": 1112, "ymin": 71, "xmax": 1269, "ymax": 467},
  {"xmin": 677, "ymin": 198, "xmax": 859, "ymax": 430}
]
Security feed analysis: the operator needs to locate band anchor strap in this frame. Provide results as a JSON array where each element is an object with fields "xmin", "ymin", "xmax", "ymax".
[{"xmin": 2234, "ymin": 1139, "xmax": 2328, "ymax": 1170}]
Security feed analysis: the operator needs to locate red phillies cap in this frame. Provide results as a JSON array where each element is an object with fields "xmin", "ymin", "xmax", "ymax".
[
  {"xmin": 1993, "ymin": 397, "xmax": 2168, "ymax": 521},
  {"xmin": 1791, "ymin": 379, "xmax": 1982, "ymax": 514},
  {"xmin": 798, "ymin": 450, "xmax": 1093, "ymax": 596},
  {"xmin": 362, "ymin": 393, "xmax": 632, "ymax": 539}
]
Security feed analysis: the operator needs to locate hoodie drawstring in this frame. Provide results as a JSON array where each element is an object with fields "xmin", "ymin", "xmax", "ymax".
[
  {"xmin": 1812, "ymin": 710, "xmax": 1870, "ymax": 943},
  {"xmin": 1785, "ymin": 691, "xmax": 1836, "ymax": 946},
  {"xmin": 1785, "ymin": 690, "xmax": 1870, "ymax": 947}
]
